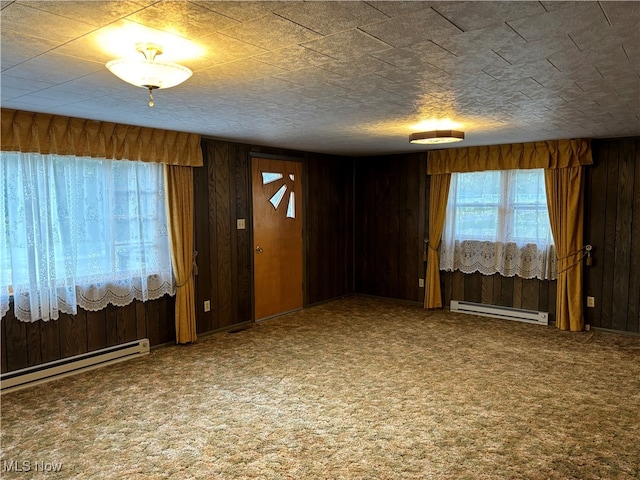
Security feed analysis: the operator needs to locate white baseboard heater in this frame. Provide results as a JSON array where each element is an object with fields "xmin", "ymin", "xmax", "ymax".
[
  {"xmin": 450, "ymin": 300, "xmax": 548, "ymax": 326},
  {"xmin": 1, "ymin": 338, "xmax": 150, "ymax": 394}
]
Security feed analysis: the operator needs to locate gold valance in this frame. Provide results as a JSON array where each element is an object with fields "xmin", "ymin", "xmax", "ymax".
[
  {"xmin": 1, "ymin": 109, "xmax": 203, "ymax": 167},
  {"xmin": 427, "ymin": 139, "xmax": 592, "ymax": 174}
]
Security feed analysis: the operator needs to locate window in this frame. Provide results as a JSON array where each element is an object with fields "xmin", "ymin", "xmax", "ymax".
[
  {"xmin": 440, "ymin": 169, "xmax": 556, "ymax": 280},
  {"xmin": 1, "ymin": 152, "xmax": 175, "ymax": 322}
]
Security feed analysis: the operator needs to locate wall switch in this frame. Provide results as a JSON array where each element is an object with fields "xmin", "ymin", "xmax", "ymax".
[
  {"xmin": 237, "ymin": 218, "xmax": 246, "ymax": 230},
  {"xmin": 419, "ymin": 278, "xmax": 425, "ymax": 288},
  {"xmin": 586, "ymin": 296, "xmax": 595, "ymax": 308},
  {"xmin": 204, "ymin": 300, "xmax": 211, "ymax": 312}
]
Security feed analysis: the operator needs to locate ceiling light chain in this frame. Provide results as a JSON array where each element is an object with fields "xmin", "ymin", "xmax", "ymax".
[{"xmin": 147, "ymin": 86, "xmax": 156, "ymax": 107}]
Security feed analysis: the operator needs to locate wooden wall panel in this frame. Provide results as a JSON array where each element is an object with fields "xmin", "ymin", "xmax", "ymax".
[
  {"xmin": 628, "ymin": 140, "xmax": 640, "ymax": 333},
  {"xmin": 194, "ymin": 141, "xmax": 213, "ymax": 334},
  {"xmin": 25, "ymin": 321, "xmax": 42, "ymax": 367},
  {"xmin": 2, "ymin": 296, "xmax": 174, "ymax": 374},
  {"xmin": 305, "ymin": 154, "xmax": 354, "ymax": 305},
  {"xmin": 86, "ymin": 309, "xmax": 107, "ymax": 353},
  {"xmin": 213, "ymin": 143, "xmax": 233, "ymax": 328},
  {"xmin": 232, "ymin": 145, "xmax": 252, "ymax": 322},
  {"xmin": 354, "ymin": 153, "xmax": 427, "ymax": 302},
  {"xmin": 585, "ymin": 137, "xmax": 639, "ymax": 333},
  {"xmin": 600, "ymin": 141, "xmax": 619, "ymax": 329},
  {"xmin": 40, "ymin": 319, "xmax": 61, "ymax": 364},
  {"xmin": 59, "ymin": 311, "xmax": 87, "ymax": 358}
]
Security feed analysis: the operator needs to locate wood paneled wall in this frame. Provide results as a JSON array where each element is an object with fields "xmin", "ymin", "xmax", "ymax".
[
  {"xmin": 440, "ymin": 272, "xmax": 557, "ymax": 322},
  {"xmin": 585, "ymin": 137, "xmax": 639, "ymax": 333},
  {"xmin": 195, "ymin": 140, "xmax": 253, "ymax": 333},
  {"xmin": 354, "ymin": 153, "xmax": 427, "ymax": 302},
  {"xmin": 305, "ymin": 154, "xmax": 354, "ymax": 305},
  {"xmin": 194, "ymin": 139, "xmax": 354, "ymax": 333},
  {"xmin": 1, "ymin": 296, "xmax": 175, "ymax": 374}
]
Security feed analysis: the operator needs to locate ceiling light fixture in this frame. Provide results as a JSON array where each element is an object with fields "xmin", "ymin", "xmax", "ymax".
[
  {"xmin": 106, "ymin": 42, "xmax": 192, "ymax": 107},
  {"xmin": 409, "ymin": 130, "xmax": 465, "ymax": 145}
]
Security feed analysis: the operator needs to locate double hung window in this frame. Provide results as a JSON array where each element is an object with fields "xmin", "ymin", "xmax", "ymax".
[
  {"xmin": 1, "ymin": 152, "xmax": 174, "ymax": 322},
  {"xmin": 440, "ymin": 169, "xmax": 556, "ymax": 280}
]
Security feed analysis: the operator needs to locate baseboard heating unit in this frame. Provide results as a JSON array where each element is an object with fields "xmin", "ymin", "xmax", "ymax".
[
  {"xmin": 450, "ymin": 300, "xmax": 548, "ymax": 326},
  {"xmin": 1, "ymin": 338, "xmax": 150, "ymax": 394}
]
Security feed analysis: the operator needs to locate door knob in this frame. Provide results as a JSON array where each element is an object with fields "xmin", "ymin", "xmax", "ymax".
[{"xmin": 255, "ymin": 246, "xmax": 263, "ymax": 253}]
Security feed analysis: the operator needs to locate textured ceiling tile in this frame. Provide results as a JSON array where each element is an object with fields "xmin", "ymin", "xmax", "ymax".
[
  {"xmin": 272, "ymin": 66, "xmax": 347, "ymax": 89},
  {"xmin": 275, "ymin": 1, "xmax": 387, "ymax": 36},
  {"xmin": 363, "ymin": 1, "xmax": 435, "ymax": 18},
  {"xmin": 0, "ymin": 31, "xmax": 59, "ymax": 70},
  {"xmin": 493, "ymin": 35, "xmax": 579, "ymax": 68},
  {"xmin": 370, "ymin": 45, "xmax": 435, "ymax": 70},
  {"xmin": 0, "ymin": 2, "xmax": 95, "ymax": 43},
  {"xmin": 435, "ymin": 23, "xmax": 526, "ymax": 57},
  {"xmin": 124, "ymin": 1, "xmax": 240, "ymax": 39},
  {"xmin": 196, "ymin": 58, "xmax": 285, "ymax": 85},
  {"xmin": 289, "ymin": 82, "xmax": 350, "ymax": 100},
  {"xmin": 318, "ymin": 54, "xmax": 398, "ymax": 77},
  {"xmin": 252, "ymin": 45, "xmax": 333, "ymax": 71},
  {"xmin": 569, "ymin": 22, "xmax": 640, "ymax": 60},
  {"xmin": 301, "ymin": 29, "xmax": 391, "ymax": 61},
  {"xmin": 599, "ymin": 1, "xmax": 640, "ymax": 29},
  {"xmin": 192, "ymin": 1, "xmax": 290, "ymax": 24},
  {"xmin": 359, "ymin": 8, "xmax": 464, "ymax": 48},
  {"xmin": 18, "ymin": 1, "xmax": 145, "ymax": 26},
  {"xmin": 483, "ymin": 58, "xmax": 559, "ymax": 83},
  {"xmin": 507, "ymin": 3, "xmax": 609, "ymax": 42},
  {"xmin": 3, "ymin": 53, "xmax": 103, "ymax": 84},
  {"xmin": 325, "ymin": 72, "xmax": 401, "ymax": 94},
  {"xmin": 0, "ymin": 74, "xmax": 58, "ymax": 92},
  {"xmin": 1, "ymin": 86, "xmax": 32, "ymax": 101},
  {"xmin": 221, "ymin": 13, "xmax": 320, "ymax": 50},
  {"xmin": 193, "ymin": 32, "xmax": 266, "ymax": 68},
  {"xmin": 431, "ymin": 1, "xmax": 545, "ymax": 32}
]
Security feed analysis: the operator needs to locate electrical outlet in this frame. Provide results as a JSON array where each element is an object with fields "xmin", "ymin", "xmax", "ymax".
[
  {"xmin": 204, "ymin": 300, "xmax": 211, "ymax": 312},
  {"xmin": 586, "ymin": 296, "xmax": 595, "ymax": 308},
  {"xmin": 237, "ymin": 218, "xmax": 246, "ymax": 230},
  {"xmin": 419, "ymin": 278, "xmax": 425, "ymax": 288}
]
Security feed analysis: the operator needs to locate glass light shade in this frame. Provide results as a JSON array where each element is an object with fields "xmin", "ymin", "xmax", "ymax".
[
  {"xmin": 409, "ymin": 130, "xmax": 465, "ymax": 144},
  {"xmin": 106, "ymin": 59, "xmax": 192, "ymax": 89}
]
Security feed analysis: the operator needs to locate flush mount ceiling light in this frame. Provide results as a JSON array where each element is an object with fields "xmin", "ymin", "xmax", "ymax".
[
  {"xmin": 106, "ymin": 42, "xmax": 192, "ymax": 107},
  {"xmin": 409, "ymin": 130, "xmax": 465, "ymax": 145}
]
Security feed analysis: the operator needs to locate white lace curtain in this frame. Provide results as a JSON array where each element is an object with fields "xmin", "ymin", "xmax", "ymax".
[
  {"xmin": 1, "ymin": 152, "xmax": 175, "ymax": 322},
  {"xmin": 440, "ymin": 169, "xmax": 556, "ymax": 280}
]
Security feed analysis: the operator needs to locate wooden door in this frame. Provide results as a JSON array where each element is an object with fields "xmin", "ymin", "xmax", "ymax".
[{"xmin": 251, "ymin": 157, "xmax": 303, "ymax": 321}]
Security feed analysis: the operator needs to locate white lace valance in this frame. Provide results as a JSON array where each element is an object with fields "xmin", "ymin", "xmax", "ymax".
[{"xmin": 440, "ymin": 240, "xmax": 557, "ymax": 280}]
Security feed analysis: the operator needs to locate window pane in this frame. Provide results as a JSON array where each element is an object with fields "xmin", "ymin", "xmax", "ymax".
[
  {"xmin": 514, "ymin": 170, "xmax": 547, "ymax": 204},
  {"xmin": 457, "ymin": 171, "xmax": 501, "ymax": 204},
  {"xmin": 456, "ymin": 205, "xmax": 499, "ymax": 241},
  {"xmin": 513, "ymin": 206, "xmax": 552, "ymax": 244}
]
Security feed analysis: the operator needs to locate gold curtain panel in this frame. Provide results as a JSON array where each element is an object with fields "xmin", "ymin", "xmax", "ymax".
[
  {"xmin": 1, "ymin": 109, "xmax": 203, "ymax": 167},
  {"xmin": 427, "ymin": 139, "xmax": 592, "ymax": 174}
]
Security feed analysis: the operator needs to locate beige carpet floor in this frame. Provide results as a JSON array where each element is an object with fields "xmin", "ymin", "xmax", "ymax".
[{"xmin": 1, "ymin": 296, "xmax": 639, "ymax": 479}]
